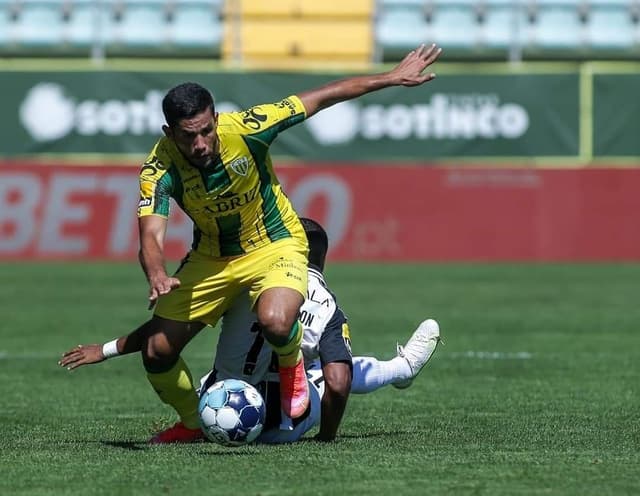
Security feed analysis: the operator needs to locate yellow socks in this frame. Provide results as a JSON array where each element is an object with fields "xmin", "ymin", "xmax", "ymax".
[
  {"xmin": 146, "ymin": 356, "xmax": 200, "ymax": 429},
  {"xmin": 266, "ymin": 320, "xmax": 304, "ymax": 368}
]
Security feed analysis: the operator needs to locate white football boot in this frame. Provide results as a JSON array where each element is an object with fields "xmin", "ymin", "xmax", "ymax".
[{"xmin": 393, "ymin": 319, "xmax": 441, "ymax": 389}]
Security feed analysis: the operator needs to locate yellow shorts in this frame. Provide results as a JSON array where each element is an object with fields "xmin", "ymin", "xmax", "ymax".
[{"xmin": 154, "ymin": 237, "xmax": 308, "ymax": 325}]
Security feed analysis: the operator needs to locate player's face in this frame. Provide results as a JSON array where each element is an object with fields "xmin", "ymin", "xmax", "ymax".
[{"xmin": 166, "ymin": 107, "xmax": 218, "ymax": 168}]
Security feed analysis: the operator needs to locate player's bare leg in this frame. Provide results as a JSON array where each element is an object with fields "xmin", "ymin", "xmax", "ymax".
[
  {"xmin": 143, "ymin": 317, "xmax": 207, "ymax": 443},
  {"xmin": 256, "ymin": 287, "xmax": 309, "ymax": 418}
]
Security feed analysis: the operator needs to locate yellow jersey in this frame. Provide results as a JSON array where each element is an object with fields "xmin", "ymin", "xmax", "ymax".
[{"xmin": 137, "ymin": 95, "xmax": 307, "ymax": 258}]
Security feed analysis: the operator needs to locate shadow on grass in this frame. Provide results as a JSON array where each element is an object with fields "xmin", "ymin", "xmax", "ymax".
[
  {"xmin": 101, "ymin": 440, "xmax": 150, "ymax": 451},
  {"xmin": 337, "ymin": 430, "xmax": 408, "ymax": 440},
  {"xmin": 261, "ymin": 430, "xmax": 407, "ymax": 445},
  {"xmin": 101, "ymin": 440, "xmax": 253, "ymax": 455},
  {"xmin": 98, "ymin": 430, "xmax": 405, "ymax": 452},
  {"xmin": 195, "ymin": 449, "xmax": 258, "ymax": 457}
]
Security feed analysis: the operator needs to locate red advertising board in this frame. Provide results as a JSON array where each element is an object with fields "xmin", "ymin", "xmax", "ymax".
[{"xmin": 1, "ymin": 162, "xmax": 639, "ymax": 261}]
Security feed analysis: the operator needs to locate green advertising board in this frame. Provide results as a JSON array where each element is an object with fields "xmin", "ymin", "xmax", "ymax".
[
  {"xmin": 593, "ymin": 73, "xmax": 640, "ymax": 158},
  {"xmin": 0, "ymin": 68, "xmax": 582, "ymax": 161}
]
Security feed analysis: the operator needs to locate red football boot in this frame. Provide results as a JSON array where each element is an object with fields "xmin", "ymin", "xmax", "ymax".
[
  {"xmin": 278, "ymin": 358, "xmax": 309, "ymax": 419},
  {"xmin": 149, "ymin": 422, "xmax": 204, "ymax": 444}
]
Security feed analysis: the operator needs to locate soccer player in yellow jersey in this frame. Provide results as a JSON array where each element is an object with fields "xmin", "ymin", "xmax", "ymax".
[{"xmin": 132, "ymin": 43, "xmax": 442, "ymax": 443}]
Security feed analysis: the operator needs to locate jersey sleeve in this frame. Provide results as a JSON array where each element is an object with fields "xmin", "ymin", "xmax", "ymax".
[
  {"xmin": 137, "ymin": 154, "xmax": 173, "ymax": 218},
  {"xmin": 223, "ymin": 95, "xmax": 307, "ymax": 144}
]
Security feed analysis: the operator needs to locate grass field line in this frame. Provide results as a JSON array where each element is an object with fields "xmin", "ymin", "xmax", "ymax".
[
  {"xmin": 0, "ymin": 350, "xmax": 533, "ymax": 360},
  {"xmin": 447, "ymin": 351, "xmax": 532, "ymax": 359}
]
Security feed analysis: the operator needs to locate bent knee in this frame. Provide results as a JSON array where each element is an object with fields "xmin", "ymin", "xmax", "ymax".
[{"xmin": 258, "ymin": 310, "xmax": 295, "ymax": 338}]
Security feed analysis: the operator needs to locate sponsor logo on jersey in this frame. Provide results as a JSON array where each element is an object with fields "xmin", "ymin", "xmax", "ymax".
[
  {"xmin": 203, "ymin": 186, "xmax": 259, "ymax": 214},
  {"xmin": 242, "ymin": 107, "xmax": 268, "ymax": 130},
  {"xmin": 285, "ymin": 271, "xmax": 302, "ymax": 282},
  {"xmin": 140, "ymin": 156, "xmax": 167, "ymax": 177},
  {"xmin": 277, "ymin": 98, "xmax": 298, "ymax": 116},
  {"xmin": 138, "ymin": 181, "xmax": 154, "ymax": 209},
  {"xmin": 137, "ymin": 198, "xmax": 152, "ymax": 209},
  {"xmin": 270, "ymin": 258, "xmax": 302, "ymax": 271},
  {"xmin": 230, "ymin": 157, "xmax": 249, "ymax": 176}
]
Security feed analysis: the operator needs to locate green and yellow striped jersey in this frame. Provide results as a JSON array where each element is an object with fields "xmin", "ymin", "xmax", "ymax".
[{"xmin": 137, "ymin": 95, "xmax": 307, "ymax": 258}]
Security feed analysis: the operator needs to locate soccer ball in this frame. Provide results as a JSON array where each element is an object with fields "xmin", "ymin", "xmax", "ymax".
[{"xmin": 198, "ymin": 379, "xmax": 266, "ymax": 447}]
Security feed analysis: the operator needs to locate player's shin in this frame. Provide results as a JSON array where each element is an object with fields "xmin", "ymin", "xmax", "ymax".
[
  {"xmin": 146, "ymin": 356, "xmax": 200, "ymax": 429},
  {"xmin": 265, "ymin": 321, "xmax": 309, "ymax": 418},
  {"xmin": 265, "ymin": 320, "xmax": 304, "ymax": 367}
]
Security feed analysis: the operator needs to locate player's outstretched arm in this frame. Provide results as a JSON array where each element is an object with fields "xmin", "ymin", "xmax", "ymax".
[
  {"xmin": 58, "ymin": 321, "xmax": 150, "ymax": 370},
  {"xmin": 297, "ymin": 43, "xmax": 442, "ymax": 119},
  {"xmin": 59, "ymin": 343, "xmax": 116, "ymax": 370}
]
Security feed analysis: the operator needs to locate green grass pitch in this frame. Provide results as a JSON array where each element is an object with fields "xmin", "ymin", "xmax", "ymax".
[{"xmin": 1, "ymin": 262, "xmax": 638, "ymax": 495}]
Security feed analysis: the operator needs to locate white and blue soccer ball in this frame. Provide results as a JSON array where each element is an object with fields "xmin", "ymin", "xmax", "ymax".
[{"xmin": 198, "ymin": 379, "xmax": 266, "ymax": 447}]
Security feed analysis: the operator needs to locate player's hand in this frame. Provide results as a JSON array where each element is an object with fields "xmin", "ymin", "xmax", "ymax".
[
  {"xmin": 388, "ymin": 43, "xmax": 442, "ymax": 87},
  {"xmin": 147, "ymin": 275, "xmax": 181, "ymax": 310},
  {"xmin": 58, "ymin": 344, "xmax": 104, "ymax": 370}
]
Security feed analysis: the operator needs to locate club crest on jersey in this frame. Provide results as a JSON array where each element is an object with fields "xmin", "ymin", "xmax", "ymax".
[{"xmin": 230, "ymin": 157, "xmax": 249, "ymax": 176}]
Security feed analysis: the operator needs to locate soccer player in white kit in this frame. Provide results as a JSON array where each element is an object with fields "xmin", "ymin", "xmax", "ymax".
[{"xmin": 204, "ymin": 218, "xmax": 440, "ymax": 443}]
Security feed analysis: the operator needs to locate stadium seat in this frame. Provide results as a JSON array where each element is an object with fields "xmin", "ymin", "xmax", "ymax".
[
  {"xmin": 376, "ymin": 1, "xmax": 428, "ymax": 55},
  {"xmin": 236, "ymin": 0, "xmax": 373, "ymax": 19},
  {"xmin": 168, "ymin": 2, "xmax": 222, "ymax": 51},
  {"xmin": 173, "ymin": 0, "xmax": 221, "ymax": 4},
  {"xmin": 480, "ymin": 2, "xmax": 528, "ymax": 49},
  {"xmin": 113, "ymin": 1, "xmax": 168, "ymax": 47},
  {"xmin": 224, "ymin": 0, "xmax": 373, "ymax": 65},
  {"xmin": 0, "ymin": 1, "xmax": 11, "ymax": 44},
  {"xmin": 380, "ymin": 0, "xmax": 426, "ymax": 6},
  {"xmin": 11, "ymin": 0, "xmax": 65, "ymax": 47},
  {"xmin": 224, "ymin": 19, "xmax": 373, "ymax": 63},
  {"xmin": 530, "ymin": 0, "xmax": 585, "ymax": 9},
  {"xmin": 427, "ymin": 4, "xmax": 479, "ymax": 49},
  {"xmin": 172, "ymin": 0, "xmax": 222, "ymax": 10},
  {"xmin": 529, "ymin": 3, "xmax": 585, "ymax": 48},
  {"xmin": 586, "ymin": 2, "xmax": 637, "ymax": 49},
  {"xmin": 377, "ymin": 9, "xmax": 428, "ymax": 48},
  {"xmin": 65, "ymin": 1, "xmax": 114, "ymax": 49}
]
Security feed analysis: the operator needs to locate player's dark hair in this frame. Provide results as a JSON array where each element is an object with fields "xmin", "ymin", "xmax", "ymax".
[
  {"xmin": 162, "ymin": 82, "xmax": 215, "ymax": 128},
  {"xmin": 300, "ymin": 217, "xmax": 329, "ymax": 271}
]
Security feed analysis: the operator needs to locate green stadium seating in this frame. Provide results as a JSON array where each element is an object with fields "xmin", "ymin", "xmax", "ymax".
[
  {"xmin": 587, "ymin": 2, "xmax": 638, "ymax": 49},
  {"xmin": 0, "ymin": 0, "xmax": 638, "ymax": 60}
]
